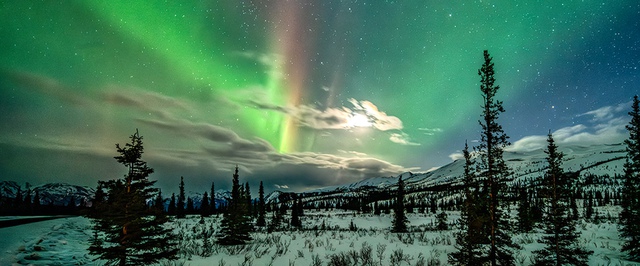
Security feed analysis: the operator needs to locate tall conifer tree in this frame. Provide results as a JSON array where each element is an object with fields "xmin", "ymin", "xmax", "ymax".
[
  {"xmin": 88, "ymin": 130, "xmax": 177, "ymax": 265},
  {"xmin": 177, "ymin": 177, "xmax": 185, "ymax": 218},
  {"xmin": 476, "ymin": 50, "xmax": 516, "ymax": 265},
  {"xmin": 621, "ymin": 95, "xmax": 640, "ymax": 261},
  {"xmin": 201, "ymin": 192, "xmax": 210, "ymax": 217},
  {"xmin": 257, "ymin": 181, "xmax": 266, "ymax": 226}
]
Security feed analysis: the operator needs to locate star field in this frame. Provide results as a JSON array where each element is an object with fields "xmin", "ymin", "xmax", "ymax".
[{"xmin": 0, "ymin": 0, "xmax": 638, "ymax": 193}]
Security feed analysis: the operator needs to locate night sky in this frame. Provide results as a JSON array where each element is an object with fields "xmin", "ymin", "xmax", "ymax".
[{"xmin": 1, "ymin": 1, "xmax": 638, "ymax": 194}]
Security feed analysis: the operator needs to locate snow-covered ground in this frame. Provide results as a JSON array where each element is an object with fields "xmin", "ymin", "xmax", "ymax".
[
  {"xmin": 0, "ymin": 216, "xmax": 94, "ymax": 265},
  {"xmin": 0, "ymin": 207, "xmax": 637, "ymax": 266}
]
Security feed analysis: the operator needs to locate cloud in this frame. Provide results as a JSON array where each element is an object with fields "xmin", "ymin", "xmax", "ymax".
[
  {"xmin": 579, "ymin": 102, "xmax": 628, "ymax": 122},
  {"xmin": 3, "ymin": 70, "xmax": 90, "ymax": 106},
  {"xmin": 248, "ymin": 98, "xmax": 403, "ymax": 131},
  {"xmin": 274, "ymin": 184, "xmax": 289, "ymax": 189},
  {"xmin": 389, "ymin": 133, "xmax": 420, "ymax": 146},
  {"xmin": 102, "ymin": 89, "xmax": 191, "ymax": 119},
  {"xmin": 448, "ymin": 152, "xmax": 464, "ymax": 161},
  {"xmin": 338, "ymin": 150, "xmax": 369, "ymax": 157},
  {"xmin": 138, "ymin": 116, "xmax": 416, "ymax": 186},
  {"xmin": 508, "ymin": 104, "xmax": 628, "ymax": 152},
  {"xmin": 418, "ymin": 127, "xmax": 443, "ymax": 136}
]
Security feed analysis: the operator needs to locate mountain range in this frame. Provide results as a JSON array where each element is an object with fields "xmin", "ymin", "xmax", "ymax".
[{"xmin": 0, "ymin": 143, "xmax": 626, "ymax": 208}]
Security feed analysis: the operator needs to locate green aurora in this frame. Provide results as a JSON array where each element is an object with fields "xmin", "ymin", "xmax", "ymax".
[{"xmin": 1, "ymin": 1, "xmax": 638, "ymax": 192}]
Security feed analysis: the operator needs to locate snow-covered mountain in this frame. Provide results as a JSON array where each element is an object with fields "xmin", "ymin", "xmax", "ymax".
[
  {"xmin": 1, "ymin": 143, "xmax": 627, "ymax": 208},
  {"xmin": 279, "ymin": 143, "xmax": 626, "ymax": 205},
  {"xmin": 0, "ymin": 181, "xmax": 95, "ymax": 207}
]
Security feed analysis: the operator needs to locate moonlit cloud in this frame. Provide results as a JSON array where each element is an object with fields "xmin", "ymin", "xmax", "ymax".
[{"xmin": 248, "ymin": 97, "xmax": 404, "ymax": 131}]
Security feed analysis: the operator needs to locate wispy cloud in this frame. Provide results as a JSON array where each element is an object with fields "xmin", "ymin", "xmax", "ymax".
[
  {"xmin": 102, "ymin": 88, "xmax": 192, "ymax": 119},
  {"xmin": 389, "ymin": 132, "xmax": 420, "ymax": 146},
  {"xmin": 3, "ymin": 70, "xmax": 90, "ymax": 106},
  {"xmin": 579, "ymin": 102, "xmax": 629, "ymax": 122},
  {"xmin": 507, "ymin": 103, "xmax": 629, "ymax": 153},
  {"xmin": 418, "ymin": 127, "xmax": 443, "ymax": 136}
]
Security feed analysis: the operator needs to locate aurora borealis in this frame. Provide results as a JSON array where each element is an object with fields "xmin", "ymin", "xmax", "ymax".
[{"xmin": 1, "ymin": 1, "xmax": 639, "ymax": 193}]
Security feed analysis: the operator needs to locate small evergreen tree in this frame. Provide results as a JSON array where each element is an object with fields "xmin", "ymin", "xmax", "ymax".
[
  {"xmin": 201, "ymin": 192, "xmax": 210, "ymax": 217},
  {"xmin": 177, "ymin": 177, "xmax": 186, "ymax": 218},
  {"xmin": 268, "ymin": 203, "xmax": 283, "ymax": 233},
  {"xmin": 392, "ymin": 177, "xmax": 408, "ymax": 233},
  {"xmin": 517, "ymin": 186, "xmax": 533, "ymax": 233},
  {"xmin": 621, "ymin": 95, "xmax": 640, "ymax": 261},
  {"xmin": 256, "ymin": 181, "xmax": 266, "ymax": 226},
  {"xmin": 449, "ymin": 141, "xmax": 485, "ymax": 265},
  {"xmin": 291, "ymin": 195, "xmax": 301, "ymax": 228},
  {"xmin": 210, "ymin": 182, "xmax": 216, "ymax": 215},
  {"xmin": 153, "ymin": 190, "xmax": 164, "ymax": 213},
  {"xmin": 297, "ymin": 195, "xmax": 304, "ymax": 216},
  {"xmin": 88, "ymin": 130, "xmax": 177, "ymax": 265},
  {"xmin": 245, "ymin": 183, "xmax": 252, "ymax": 217},
  {"xmin": 186, "ymin": 197, "xmax": 194, "ymax": 215},
  {"xmin": 437, "ymin": 211, "xmax": 448, "ymax": 230},
  {"xmin": 217, "ymin": 166, "xmax": 252, "ymax": 245},
  {"xmin": 168, "ymin": 193, "xmax": 176, "ymax": 216},
  {"xmin": 533, "ymin": 132, "xmax": 592, "ymax": 265}
]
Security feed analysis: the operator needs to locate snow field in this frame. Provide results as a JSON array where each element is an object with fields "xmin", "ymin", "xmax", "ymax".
[{"xmin": 0, "ymin": 206, "xmax": 638, "ymax": 265}]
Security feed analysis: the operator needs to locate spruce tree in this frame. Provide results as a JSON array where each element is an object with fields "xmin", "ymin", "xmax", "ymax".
[
  {"xmin": 186, "ymin": 197, "xmax": 194, "ymax": 215},
  {"xmin": 436, "ymin": 211, "xmax": 448, "ymax": 230},
  {"xmin": 392, "ymin": 177, "xmax": 408, "ymax": 233},
  {"xmin": 291, "ymin": 195, "xmax": 301, "ymax": 228},
  {"xmin": 210, "ymin": 182, "xmax": 216, "ymax": 215},
  {"xmin": 621, "ymin": 95, "xmax": 640, "ymax": 261},
  {"xmin": 88, "ymin": 130, "xmax": 177, "ymax": 265},
  {"xmin": 217, "ymin": 166, "xmax": 252, "ymax": 245},
  {"xmin": 245, "ymin": 182, "xmax": 252, "ymax": 217},
  {"xmin": 153, "ymin": 190, "xmax": 164, "ymax": 213},
  {"xmin": 33, "ymin": 190, "xmax": 41, "ymax": 212},
  {"xmin": 298, "ymin": 197, "xmax": 304, "ymax": 218},
  {"xmin": 533, "ymin": 132, "xmax": 592, "ymax": 265},
  {"xmin": 201, "ymin": 192, "xmax": 210, "ymax": 217},
  {"xmin": 177, "ymin": 177, "xmax": 186, "ymax": 218},
  {"xmin": 93, "ymin": 182, "xmax": 106, "ymax": 209},
  {"xmin": 449, "ymin": 141, "xmax": 485, "ymax": 265},
  {"xmin": 476, "ymin": 50, "xmax": 516, "ymax": 265},
  {"xmin": 168, "ymin": 193, "xmax": 176, "ymax": 215},
  {"xmin": 517, "ymin": 186, "xmax": 533, "ymax": 233},
  {"xmin": 256, "ymin": 181, "xmax": 266, "ymax": 226}
]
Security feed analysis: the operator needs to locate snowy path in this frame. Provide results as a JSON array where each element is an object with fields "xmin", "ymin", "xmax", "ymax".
[{"xmin": 0, "ymin": 216, "xmax": 95, "ymax": 265}]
